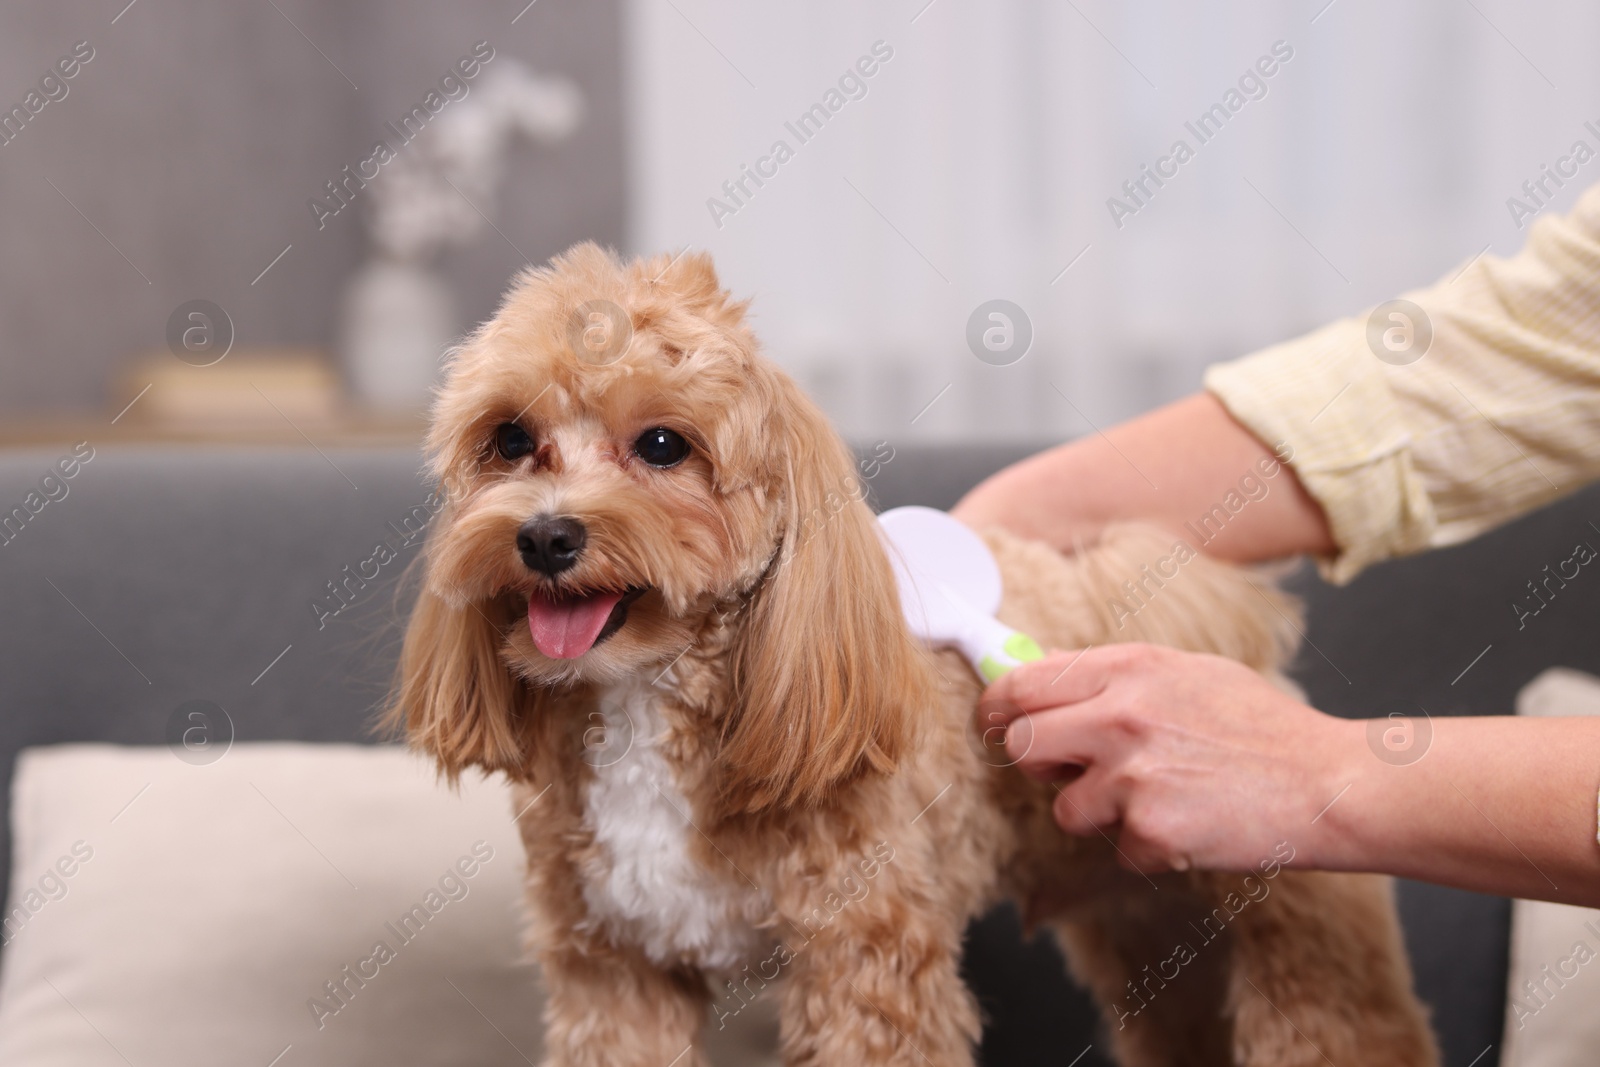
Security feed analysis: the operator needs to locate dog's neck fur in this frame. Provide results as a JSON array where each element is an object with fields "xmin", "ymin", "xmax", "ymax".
[
  {"xmin": 651, "ymin": 594, "xmax": 748, "ymax": 719},
  {"xmin": 515, "ymin": 505, "xmax": 896, "ymax": 971},
  {"xmin": 570, "ymin": 609, "xmax": 778, "ymax": 971}
]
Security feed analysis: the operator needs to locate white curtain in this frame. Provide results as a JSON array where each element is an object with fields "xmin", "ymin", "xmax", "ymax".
[{"xmin": 626, "ymin": 0, "xmax": 1600, "ymax": 442}]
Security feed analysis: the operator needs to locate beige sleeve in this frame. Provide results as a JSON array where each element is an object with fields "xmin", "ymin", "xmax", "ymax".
[{"xmin": 1204, "ymin": 181, "xmax": 1600, "ymax": 585}]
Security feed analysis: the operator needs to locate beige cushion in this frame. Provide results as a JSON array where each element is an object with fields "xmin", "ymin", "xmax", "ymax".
[
  {"xmin": 1502, "ymin": 669, "xmax": 1600, "ymax": 1067},
  {"xmin": 0, "ymin": 743, "xmax": 777, "ymax": 1066}
]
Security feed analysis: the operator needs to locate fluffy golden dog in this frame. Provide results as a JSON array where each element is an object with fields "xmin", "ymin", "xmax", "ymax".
[{"xmin": 393, "ymin": 243, "xmax": 1438, "ymax": 1066}]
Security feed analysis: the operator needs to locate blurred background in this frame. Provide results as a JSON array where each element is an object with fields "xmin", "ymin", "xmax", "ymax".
[
  {"xmin": 1, "ymin": 0, "xmax": 1596, "ymax": 445},
  {"xmin": 4, "ymin": 5, "xmax": 1600, "ymax": 1065}
]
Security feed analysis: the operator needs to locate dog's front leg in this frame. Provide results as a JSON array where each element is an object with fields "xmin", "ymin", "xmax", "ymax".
[
  {"xmin": 772, "ymin": 894, "xmax": 979, "ymax": 1066},
  {"xmin": 537, "ymin": 942, "xmax": 710, "ymax": 1067}
]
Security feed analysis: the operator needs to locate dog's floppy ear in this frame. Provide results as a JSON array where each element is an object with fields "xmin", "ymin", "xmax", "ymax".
[
  {"xmin": 720, "ymin": 376, "xmax": 932, "ymax": 812},
  {"xmin": 389, "ymin": 587, "xmax": 536, "ymax": 780}
]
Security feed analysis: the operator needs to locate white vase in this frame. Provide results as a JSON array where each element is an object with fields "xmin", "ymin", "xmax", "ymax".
[{"xmin": 340, "ymin": 259, "xmax": 457, "ymax": 414}]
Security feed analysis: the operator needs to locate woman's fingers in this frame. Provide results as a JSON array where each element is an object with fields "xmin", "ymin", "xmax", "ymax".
[
  {"xmin": 1049, "ymin": 770, "xmax": 1123, "ymax": 835},
  {"xmin": 1049, "ymin": 763, "xmax": 1188, "ymax": 875},
  {"xmin": 1004, "ymin": 701, "xmax": 1104, "ymax": 780},
  {"xmin": 978, "ymin": 643, "xmax": 1151, "ymax": 734},
  {"xmin": 982, "ymin": 645, "xmax": 1169, "ymax": 779},
  {"xmin": 988, "ymin": 646, "xmax": 1114, "ymax": 714}
]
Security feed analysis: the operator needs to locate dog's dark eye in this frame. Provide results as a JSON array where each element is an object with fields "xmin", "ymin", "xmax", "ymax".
[
  {"xmin": 633, "ymin": 427, "xmax": 690, "ymax": 468},
  {"xmin": 495, "ymin": 422, "xmax": 535, "ymax": 461}
]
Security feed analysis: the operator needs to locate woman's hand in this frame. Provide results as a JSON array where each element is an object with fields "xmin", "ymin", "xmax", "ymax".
[
  {"xmin": 981, "ymin": 644, "xmax": 1600, "ymax": 905},
  {"xmin": 980, "ymin": 643, "xmax": 1358, "ymax": 873}
]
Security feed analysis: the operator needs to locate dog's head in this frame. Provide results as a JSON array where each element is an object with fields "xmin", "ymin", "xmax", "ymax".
[{"xmin": 395, "ymin": 243, "xmax": 930, "ymax": 810}]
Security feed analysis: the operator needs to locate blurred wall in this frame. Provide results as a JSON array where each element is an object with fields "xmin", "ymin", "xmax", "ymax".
[
  {"xmin": 0, "ymin": 0, "xmax": 624, "ymax": 416},
  {"xmin": 628, "ymin": 0, "xmax": 1600, "ymax": 442}
]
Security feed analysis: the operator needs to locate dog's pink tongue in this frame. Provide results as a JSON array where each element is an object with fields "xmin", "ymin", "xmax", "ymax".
[{"xmin": 528, "ymin": 591, "xmax": 624, "ymax": 659}]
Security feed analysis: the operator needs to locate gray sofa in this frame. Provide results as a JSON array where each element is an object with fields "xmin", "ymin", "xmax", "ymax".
[{"xmin": 4, "ymin": 443, "xmax": 1593, "ymax": 1066}]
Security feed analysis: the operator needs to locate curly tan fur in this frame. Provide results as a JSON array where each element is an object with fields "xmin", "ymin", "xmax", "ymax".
[{"xmin": 392, "ymin": 243, "xmax": 1439, "ymax": 1067}]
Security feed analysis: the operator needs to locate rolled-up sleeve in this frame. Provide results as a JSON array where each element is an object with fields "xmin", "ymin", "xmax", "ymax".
[{"xmin": 1205, "ymin": 181, "xmax": 1600, "ymax": 584}]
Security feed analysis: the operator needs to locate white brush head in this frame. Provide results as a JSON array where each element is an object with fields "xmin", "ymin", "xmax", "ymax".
[{"xmin": 877, "ymin": 505, "xmax": 1002, "ymax": 644}]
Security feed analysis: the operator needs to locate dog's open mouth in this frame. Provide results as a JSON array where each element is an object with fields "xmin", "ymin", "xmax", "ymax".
[{"xmin": 527, "ymin": 587, "xmax": 644, "ymax": 659}]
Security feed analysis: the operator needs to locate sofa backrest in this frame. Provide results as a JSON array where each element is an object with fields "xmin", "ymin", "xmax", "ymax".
[{"xmin": 3, "ymin": 443, "xmax": 1595, "ymax": 1067}]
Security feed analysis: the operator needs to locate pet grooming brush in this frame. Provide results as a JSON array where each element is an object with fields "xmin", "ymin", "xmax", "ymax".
[{"xmin": 877, "ymin": 505, "xmax": 1044, "ymax": 681}]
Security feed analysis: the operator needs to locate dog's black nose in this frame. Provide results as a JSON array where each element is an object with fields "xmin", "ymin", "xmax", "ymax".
[{"xmin": 517, "ymin": 515, "xmax": 587, "ymax": 575}]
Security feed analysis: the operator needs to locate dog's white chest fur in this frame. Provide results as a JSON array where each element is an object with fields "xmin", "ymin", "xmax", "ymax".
[{"xmin": 579, "ymin": 678, "xmax": 769, "ymax": 971}]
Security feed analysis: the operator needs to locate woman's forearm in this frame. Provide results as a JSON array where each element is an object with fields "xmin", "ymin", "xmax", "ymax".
[
  {"xmin": 1314, "ymin": 714, "xmax": 1600, "ymax": 905},
  {"xmin": 952, "ymin": 392, "xmax": 1337, "ymax": 563}
]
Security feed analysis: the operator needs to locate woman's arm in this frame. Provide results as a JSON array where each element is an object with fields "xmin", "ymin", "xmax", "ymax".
[
  {"xmin": 962, "ymin": 185, "xmax": 1600, "ymax": 585},
  {"xmin": 951, "ymin": 392, "xmax": 1336, "ymax": 564},
  {"xmin": 984, "ymin": 644, "xmax": 1600, "ymax": 906}
]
